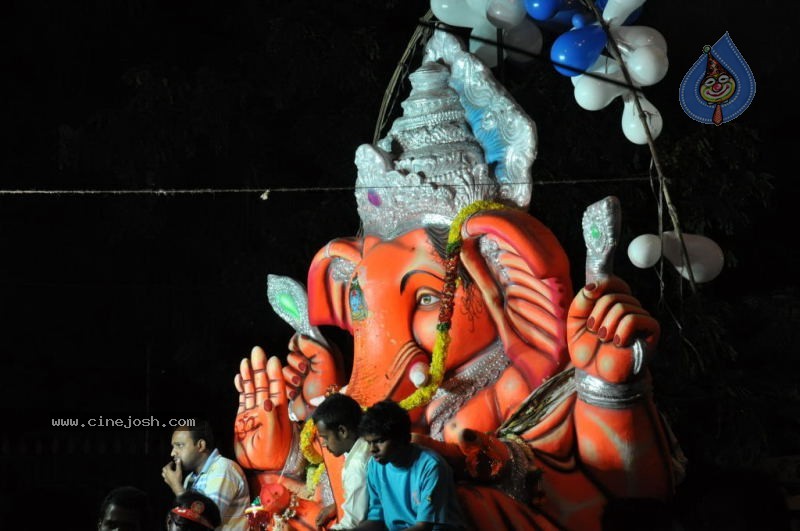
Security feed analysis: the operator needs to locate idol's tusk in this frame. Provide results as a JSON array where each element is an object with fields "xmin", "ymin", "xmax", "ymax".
[
  {"xmin": 409, "ymin": 361, "xmax": 430, "ymax": 388},
  {"xmin": 308, "ymin": 395, "xmax": 326, "ymax": 407}
]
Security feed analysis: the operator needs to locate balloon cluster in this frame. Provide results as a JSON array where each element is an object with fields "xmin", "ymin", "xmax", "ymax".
[
  {"xmin": 627, "ymin": 231, "xmax": 725, "ymax": 283},
  {"xmin": 430, "ymin": 0, "xmax": 544, "ymax": 67},
  {"xmin": 564, "ymin": 0, "xmax": 667, "ymax": 144},
  {"xmin": 430, "ymin": 0, "xmax": 668, "ymax": 144}
]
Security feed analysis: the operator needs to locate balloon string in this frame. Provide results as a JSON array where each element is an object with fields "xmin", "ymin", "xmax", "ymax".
[
  {"xmin": 581, "ymin": 1, "xmax": 698, "ymax": 295},
  {"xmin": 374, "ymin": 10, "xmax": 433, "ymax": 144},
  {"xmin": 496, "ymin": 27, "xmax": 505, "ymax": 85}
]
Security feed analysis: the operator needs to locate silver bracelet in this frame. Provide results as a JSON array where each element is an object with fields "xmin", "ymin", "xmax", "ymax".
[
  {"xmin": 574, "ymin": 369, "xmax": 650, "ymax": 409},
  {"xmin": 279, "ymin": 422, "xmax": 306, "ymax": 480}
]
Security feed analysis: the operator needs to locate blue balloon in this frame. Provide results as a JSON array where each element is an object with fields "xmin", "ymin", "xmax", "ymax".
[
  {"xmin": 526, "ymin": 0, "xmax": 589, "ymax": 34},
  {"xmin": 537, "ymin": 7, "xmax": 585, "ymax": 33},
  {"xmin": 524, "ymin": 0, "xmax": 565, "ymax": 21},
  {"xmin": 571, "ymin": 11, "xmax": 596, "ymax": 28},
  {"xmin": 550, "ymin": 24, "xmax": 608, "ymax": 76}
]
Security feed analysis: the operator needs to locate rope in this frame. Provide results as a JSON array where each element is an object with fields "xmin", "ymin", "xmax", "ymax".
[{"xmin": 0, "ymin": 176, "xmax": 652, "ymax": 198}]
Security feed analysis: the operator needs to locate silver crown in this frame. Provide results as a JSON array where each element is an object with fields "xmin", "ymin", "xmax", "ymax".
[{"xmin": 355, "ymin": 30, "xmax": 538, "ymax": 239}]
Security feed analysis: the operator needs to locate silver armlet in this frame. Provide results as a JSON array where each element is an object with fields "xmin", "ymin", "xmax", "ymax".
[
  {"xmin": 574, "ymin": 369, "xmax": 651, "ymax": 409},
  {"xmin": 278, "ymin": 422, "xmax": 307, "ymax": 480}
]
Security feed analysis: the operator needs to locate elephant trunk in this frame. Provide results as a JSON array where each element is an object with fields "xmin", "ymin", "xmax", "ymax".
[{"xmin": 345, "ymin": 332, "xmax": 429, "ymax": 408}]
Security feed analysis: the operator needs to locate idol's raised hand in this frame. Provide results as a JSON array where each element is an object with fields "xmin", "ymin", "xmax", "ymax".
[
  {"xmin": 234, "ymin": 347, "xmax": 293, "ymax": 471},
  {"xmin": 282, "ymin": 333, "xmax": 343, "ymax": 422},
  {"xmin": 567, "ymin": 276, "xmax": 660, "ymax": 384}
]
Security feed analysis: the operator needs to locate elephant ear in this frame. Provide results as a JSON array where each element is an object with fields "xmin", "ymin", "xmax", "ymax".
[
  {"xmin": 460, "ymin": 209, "xmax": 573, "ymax": 386},
  {"xmin": 307, "ymin": 238, "xmax": 364, "ymax": 333}
]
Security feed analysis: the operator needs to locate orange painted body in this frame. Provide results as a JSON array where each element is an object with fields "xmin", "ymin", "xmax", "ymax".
[{"xmin": 234, "ymin": 209, "xmax": 675, "ymax": 530}]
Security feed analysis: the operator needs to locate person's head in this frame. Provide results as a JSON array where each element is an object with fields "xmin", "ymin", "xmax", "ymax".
[
  {"xmin": 312, "ymin": 393, "xmax": 363, "ymax": 457},
  {"xmin": 171, "ymin": 420, "xmax": 215, "ymax": 473},
  {"xmin": 359, "ymin": 399, "xmax": 411, "ymax": 464},
  {"xmin": 166, "ymin": 490, "xmax": 221, "ymax": 531},
  {"xmin": 97, "ymin": 485, "xmax": 150, "ymax": 531}
]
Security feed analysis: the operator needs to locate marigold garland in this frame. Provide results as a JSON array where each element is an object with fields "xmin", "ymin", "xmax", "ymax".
[
  {"xmin": 299, "ymin": 419, "xmax": 322, "ymax": 465},
  {"xmin": 298, "ymin": 200, "xmax": 508, "ymax": 489},
  {"xmin": 297, "ymin": 418, "xmax": 326, "ymax": 492},
  {"xmin": 399, "ymin": 200, "xmax": 507, "ymax": 411},
  {"xmin": 305, "ymin": 462, "xmax": 327, "ymax": 494}
]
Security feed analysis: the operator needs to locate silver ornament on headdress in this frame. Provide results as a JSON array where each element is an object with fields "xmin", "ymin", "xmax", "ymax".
[{"xmin": 355, "ymin": 30, "xmax": 538, "ymax": 240}]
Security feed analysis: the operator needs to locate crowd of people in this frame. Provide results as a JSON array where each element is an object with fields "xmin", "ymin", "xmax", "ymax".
[
  {"xmin": 96, "ymin": 396, "xmax": 793, "ymax": 530},
  {"xmin": 98, "ymin": 418, "xmax": 250, "ymax": 530},
  {"xmin": 96, "ymin": 398, "xmax": 467, "ymax": 530}
]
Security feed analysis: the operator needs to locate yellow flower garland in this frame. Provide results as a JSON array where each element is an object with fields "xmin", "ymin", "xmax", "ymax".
[
  {"xmin": 305, "ymin": 462, "xmax": 327, "ymax": 494},
  {"xmin": 300, "ymin": 418, "xmax": 322, "ymax": 465},
  {"xmin": 299, "ymin": 418, "xmax": 326, "ymax": 493},
  {"xmin": 399, "ymin": 200, "xmax": 507, "ymax": 411},
  {"xmin": 299, "ymin": 199, "xmax": 509, "ymax": 490}
]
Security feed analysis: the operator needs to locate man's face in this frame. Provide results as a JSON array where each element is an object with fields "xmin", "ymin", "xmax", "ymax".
[
  {"xmin": 98, "ymin": 503, "xmax": 142, "ymax": 531},
  {"xmin": 170, "ymin": 429, "xmax": 203, "ymax": 472},
  {"xmin": 315, "ymin": 420, "xmax": 352, "ymax": 457},
  {"xmin": 363, "ymin": 433, "xmax": 398, "ymax": 465}
]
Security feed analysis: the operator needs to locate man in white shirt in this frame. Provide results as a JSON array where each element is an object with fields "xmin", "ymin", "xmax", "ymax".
[
  {"xmin": 161, "ymin": 420, "xmax": 250, "ymax": 531},
  {"xmin": 312, "ymin": 393, "xmax": 370, "ymax": 530}
]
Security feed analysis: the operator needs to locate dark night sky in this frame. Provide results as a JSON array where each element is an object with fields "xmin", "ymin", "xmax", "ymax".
[{"xmin": 2, "ymin": 0, "xmax": 798, "ymax": 528}]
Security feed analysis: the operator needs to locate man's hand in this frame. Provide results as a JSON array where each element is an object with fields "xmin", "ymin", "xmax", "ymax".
[
  {"xmin": 161, "ymin": 458, "xmax": 185, "ymax": 496},
  {"xmin": 315, "ymin": 502, "xmax": 337, "ymax": 529}
]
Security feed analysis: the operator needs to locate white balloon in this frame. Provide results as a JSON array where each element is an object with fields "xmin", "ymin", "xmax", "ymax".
[
  {"xmin": 662, "ymin": 231, "xmax": 725, "ymax": 283},
  {"xmin": 486, "ymin": 0, "xmax": 527, "ymax": 29},
  {"xmin": 466, "ymin": 0, "xmax": 490, "ymax": 14},
  {"xmin": 431, "ymin": 0, "xmax": 484, "ymax": 28},
  {"xmin": 627, "ymin": 231, "xmax": 725, "ymax": 283},
  {"xmin": 505, "ymin": 19, "xmax": 543, "ymax": 62},
  {"xmin": 621, "ymin": 92, "xmax": 662, "ymax": 144},
  {"xmin": 622, "ymin": 44, "xmax": 668, "ymax": 86},
  {"xmin": 611, "ymin": 25, "xmax": 667, "ymax": 53},
  {"xmin": 602, "ymin": 0, "xmax": 647, "ymax": 26},
  {"xmin": 571, "ymin": 55, "xmax": 616, "ymax": 87},
  {"xmin": 628, "ymin": 234, "xmax": 662, "ymax": 268},
  {"xmin": 574, "ymin": 60, "xmax": 628, "ymax": 110},
  {"xmin": 469, "ymin": 19, "xmax": 502, "ymax": 67}
]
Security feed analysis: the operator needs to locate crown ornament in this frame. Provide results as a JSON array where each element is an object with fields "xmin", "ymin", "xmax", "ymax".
[{"xmin": 355, "ymin": 30, "xmax": 538, "ymax": 239}]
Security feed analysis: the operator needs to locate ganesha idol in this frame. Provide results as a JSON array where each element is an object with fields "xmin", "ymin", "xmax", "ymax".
[{"xmin": 233, "ymin": 31, "xmax": 683, "ymax": 530}]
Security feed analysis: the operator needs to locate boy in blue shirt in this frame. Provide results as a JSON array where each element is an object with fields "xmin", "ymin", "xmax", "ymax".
[{"xmin": 347, "ymin": 400, "xmax": 467, "ymax": 531}]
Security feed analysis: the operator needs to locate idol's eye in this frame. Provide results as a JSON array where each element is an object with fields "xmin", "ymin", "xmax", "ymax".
[
  {"xmin": 704, "ymin": 77, "xmax": 715, "ymax": 86},
  {"xmin": 718, "ymin": 74, "xmax": 730, "ymax": 83},
  {"xmin": 416, "ymin": 290, "xmax": 441, "ymax": 308}
]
